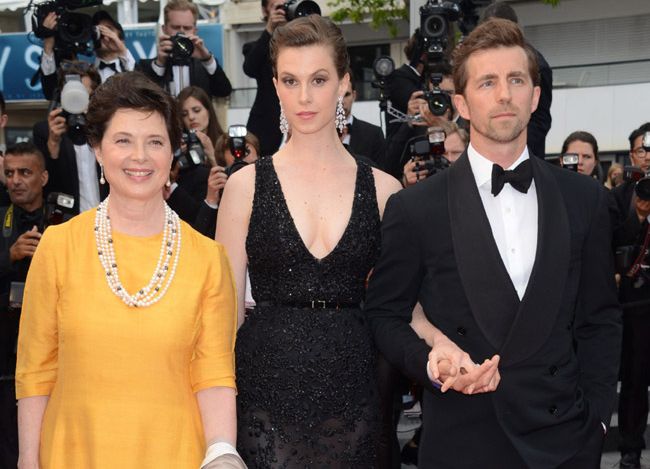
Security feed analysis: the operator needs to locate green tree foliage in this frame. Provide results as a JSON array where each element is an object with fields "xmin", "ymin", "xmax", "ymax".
[{"xmin": 328, "ymin": 0, "xmax": 561, "ymax": 37}]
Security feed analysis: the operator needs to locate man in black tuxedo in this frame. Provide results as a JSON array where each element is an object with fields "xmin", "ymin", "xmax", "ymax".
[
  {"xmin": 242, "ymin": 0, "xmax": 285, "ymax": 157},
  {"xmin": 609, "ymin": 122, "xmax": 650, "ymax": 469},
  {"xmin": 136, "ymin": 0, "xmax": 231, "ymax": 99},
  {"xmin": 33, "ymin": 62, "xmax": 108, "ymax": 214},
  {"xmin": 340, "ymin": 76, "xmax": 385, "ymax": 164},
  {"xmin": 365, "ymin": 18, "xmax": 621, "ymax": 469}
]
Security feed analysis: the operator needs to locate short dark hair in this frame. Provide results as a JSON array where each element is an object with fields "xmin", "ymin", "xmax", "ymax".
[
  {"xmin": 5, "ymin": 142, "xmax": 46, "ymax": 170},
  {"xmin": 270, "ymin": 15, "xmax": 349, "ymax": 79},
  {"xmin": 86, "ymin": 72, "xmax": 182, "ymax": 150},
  {"xmin": 629, "ymin": 123, "xmax": 650, "ymax": 150},
  {"xmin": 481, "ymin": 2, "xmax": 519, "ymax": 24},
  {"xmin": 561, "ymin": 131, "xmax": 599, "ymax": 162},
  {"xmin": 452, "ymin": 18, "xmax": 539, "ymax": 95},
  {"xmin": 0, "ymin": 91, "xmax": 5, "ymax": 115}
]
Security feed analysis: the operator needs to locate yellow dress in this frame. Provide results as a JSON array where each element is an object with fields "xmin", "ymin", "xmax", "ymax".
[{"xmin": 15, "ymin": 209, "xmax": 237, "ymax": 469}]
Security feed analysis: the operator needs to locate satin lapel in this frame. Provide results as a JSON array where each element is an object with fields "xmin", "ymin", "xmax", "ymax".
[
  {"xmin": 448, "ymin": 153, "xmax": 520, "ymax": 350},
  {"xmin": 499, "ymin": 156, "xmax": 570, "ymax": 367}
]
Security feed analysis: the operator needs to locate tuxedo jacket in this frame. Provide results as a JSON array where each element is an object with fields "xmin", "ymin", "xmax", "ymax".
[
  {"xmin": 242, "ymin": 31, "xmax": 282, "ymax": 157},
  {"xmin": 347, "ymin": 117, "xmax": 386, "ymax": 165},
  {"xmin": 365, "ymin": 153, "xmax": 621, "ymax": 468},
  {"xmin": 528, "ymin": 47, "xmax": 553, "ymax": 158},
  {"xmin": 135, "ymin": 58, "xmax": 232, "ymax": 99},
  {"xmin": 33, "ymin": 121, "xmax": 109, "ymax": 214}
]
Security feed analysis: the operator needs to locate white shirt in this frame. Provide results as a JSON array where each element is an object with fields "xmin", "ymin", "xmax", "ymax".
[
  {"xmin": 74, "ymin": 144, "xmax": 100, "ymax": 212},
  {"xmin": 467, "ymin": 143, "xmax": 538, "ymax": 300},
  {"xmin": 151, "ymin": 57, "xmax": 217, "ymax": 98},
  {"xmin": 94, "ymin": 50, "xmax": 136, "ymax": 83}
]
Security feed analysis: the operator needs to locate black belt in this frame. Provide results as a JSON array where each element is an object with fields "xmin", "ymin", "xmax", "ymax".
[{"xmin": 255, "ymin": 300, "xmax": 359, "ymax": 310}]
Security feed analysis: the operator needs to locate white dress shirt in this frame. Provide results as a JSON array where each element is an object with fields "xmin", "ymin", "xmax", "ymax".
[
  {"xmin": 74, "ymin": 144, "xmax": 100, "ymax": 212},
  {"xmin": 95, "ymin": 49, "xmax": 136, "ymax": 83},
  {"xmin": 151, "ymin": 57, "xmax": 217, "ymax": 97},
  {"xmin": 467, "ymin": 143, "xmax": 538, "ymax": 300}
]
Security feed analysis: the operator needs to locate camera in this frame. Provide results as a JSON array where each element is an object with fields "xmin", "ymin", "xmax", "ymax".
[
  {"xmin": 31, "ymin": 0, "xmax": 102, "ymax": 56},
  {"xmin": 225, "ymin": 125, "xmax": 250, "ymax": 176},
  {"xmin": 280, "ymin": 0, "xmax": 321, "ymax": 21},
  {"xmin": 405, "ymin": 128, "xmax": 450, "ymax": 178},
  {"xmin": 45, "ymin": 192, "xmax": 75, "ymax": 227},
  {"xmin": 423, "ymin": 72, "xmax": 452, "ymax": 117},
  {"xmin": 174, "ymin": 130, "xmax": 206, "ymax": 170},
  {"xmin": 49, "ymin": 74, "xmax": 90, "ymax": 145},
  {"xmin": 419, "ymin": 1, "xmax": 459, "ymax": 61},
  {"xmin": 168, "ymin": 33, "xmax": 194, "ymax": 66},
  {"xmin": 561, "ymin": 153, "xmax": 579, "ymax": 172},
  {"xmin": 623, "ymin": 165, "xmax": 650, "ymax": 201}
]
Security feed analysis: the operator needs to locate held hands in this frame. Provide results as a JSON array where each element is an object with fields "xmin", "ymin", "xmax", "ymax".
[
  {"xmin": 10, "ymin": 226, "xmax": 42, "ymax": 262},
  {"xmin": 157, "ymin": 33, "xmax": 211, "ymax": 66},
  {"xmin": 427, "ymin": 332, "xmax": 501, "ymax": 394},
  {"xmin": 402, "ymin": 159, "xmax": 429, "ymax": 187},
  {"xmin": 194, "ymin": 131, "xmax": 216, "ymax": 165},
  {"xmin": 42, "ymin": 12, "xmax": 58, "ymax": 54},
  {"xmin": 206, "ymin": 166, "xmax": 228, "ymax": 206},
  {"xmin": 47, "ymin": 108, "xmax": 67, "ymax": 159},
  {"xmin": 265, "ymin": 0, "xmax": 287, "ymax": 34}
]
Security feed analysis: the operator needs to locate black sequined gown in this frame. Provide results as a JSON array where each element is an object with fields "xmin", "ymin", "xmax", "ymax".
[{"xmin": 236, "ymin": 157, "xmax": 382, "ymax": 468}]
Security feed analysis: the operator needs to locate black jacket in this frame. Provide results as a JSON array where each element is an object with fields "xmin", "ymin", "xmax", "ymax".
[
  {"xmin": 243, "ymin": 31, "xmax": 282, "ymax": 157},
  {"xmin": 347, "ymin": 117, "xmax": 386, "ymax": 165},
  {"xmin": 386, "ymin": 64, "xmax": 423, "ymax": 139},
  {"xmin": 366, "ymin": 153, "xmax": 621, "ymax": 468}
]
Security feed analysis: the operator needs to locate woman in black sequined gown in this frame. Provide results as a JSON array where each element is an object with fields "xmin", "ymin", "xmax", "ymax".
[{"xmin": 216, "ymin": 16, "xmax": 403, "ymax": 468}]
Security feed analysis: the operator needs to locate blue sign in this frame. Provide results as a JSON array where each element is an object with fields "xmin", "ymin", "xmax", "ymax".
[{"xmin": 0, "ymin": 23, "xmax": 224, "ymax": 101}]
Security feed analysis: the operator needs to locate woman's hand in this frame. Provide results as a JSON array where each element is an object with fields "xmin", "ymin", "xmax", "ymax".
[
  {"xmin": 206, "ymin": 166, "xmax": 228, "ymax": 206},
  {"xmin": 194, "ymin": 130, "xmax": 217, "ymax": 167},
  {"xmin": 427, "ymin": 332, "xmax": 501, "ymax": 394}
]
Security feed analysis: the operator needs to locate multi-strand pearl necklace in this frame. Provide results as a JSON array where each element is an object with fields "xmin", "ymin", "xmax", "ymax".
[{"xmin": 94, "ymin": 196, "xmax": 182, "ymax": 308}]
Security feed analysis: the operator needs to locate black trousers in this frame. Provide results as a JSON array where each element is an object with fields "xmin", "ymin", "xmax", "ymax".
[
  {"xmin": 618, "ymin": 307, "xmax": 650, "ymax": 453},
  {"xmin": 0, "ymin": 379, "xmax": 18, "ymax": 469}
]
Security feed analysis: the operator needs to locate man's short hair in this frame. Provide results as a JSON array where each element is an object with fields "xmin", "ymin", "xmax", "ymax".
[
  {"xmin": 452, "ymin": 18, "xmax": 539, "ymax": 96},
  {"xmin": 164, "ymin": 0, "xmax": 198, "ymax": 24},
  {"xmin": 0, "ymin": 90, "xmax": 5, "ymax": 115},
  {"xmin": 628, "ymin": 123, "xmax": 650, "ymax": 150},
  {"xmin": 481, "ymin": 1, "xmax": 519, "ymax": 24},
  {"xmin": 4, "ymin": 142, "xmax": 47, "ymax": 170}
]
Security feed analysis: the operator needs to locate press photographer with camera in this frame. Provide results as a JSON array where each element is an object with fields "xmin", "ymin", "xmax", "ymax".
[
  {"xmin": 0, "ymin": 143, "xmax": 49, "ymax": 468},
  {"xmin": 559, "ymin": 130, "xmax": 600, "ymax": 179},
  {"xmin": 33, "ymin": 61, "xmax": 107, "ymax": 214},
  {"xmin": 401, "ymin": 121, "xmax": 467, "ymax": 187},
  {"xmin": 609, "ymin": 122, "xmax": 650, "ymax": 469},
  {"xmin": 38, "ymin": 10, "xmax": 135, "ymax": 100},
  {"xmin": 136, "ymin": 0, "xmax": 232, "ymax": 99}
]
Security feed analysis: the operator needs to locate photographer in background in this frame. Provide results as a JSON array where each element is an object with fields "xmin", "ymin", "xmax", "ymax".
[
  {"xmin": 33, "ymin": 61, "xmax": 106, "ymax": 214},
  {"xmin": 340, "ymin": 71, "xmax": 386, "ymax": 165},
  {"xmin": 0, "ymin": 143, "xmax": 48, "ymax": 468},
  {"xmin": 38, "ymin": 10, "xmax": 135, "ymax": 100},
  {"xmin": 559, "ymin": 130, "xmax": 601, "ymax": 180},
  {"xmin": 136, "ymin": 0, "xmax": 232, "ymax": 99},
  {"xmin": 242, "ymin": 0, "xmax": 286, "ymax": 157},
  {"xmin": 402, "ymin": 121, "xmax": 467, "ymax": 187},
  {"xmin": 609, "ymin": 122, "xmax": 650, "ymax": 469}
]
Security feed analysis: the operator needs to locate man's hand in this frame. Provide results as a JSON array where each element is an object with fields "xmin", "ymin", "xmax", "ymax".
[
  {"xmin": 205, "ymin": 166, "xmax": 228, "ymax": 206},
  {"xmin": 265, "ymin": 0, "xmax": 287, "ymax": 34},
  {"xmin": 194, "ymin": 130, "xmax": 216, "ymax": 165},
  {"xmin": 189, "ymin": 34, "xmax": 212, "ymax": 62},
  {"xmin": 427, "ymin": 331, "xmax": 501, "ymax": 394},
  {"xmin": 97, "ymin": 24, "xmax": 127, "ymax": 56},
  {"xmin": 42, "ymin": 12, "xmax": 58, "ymax": 55},
  {"xmin": 407, "ymin": 90, "xmax": 428, "ymax": 118},
  {"xmin": 10, "ymin": 227, "xmax": 42, "ymax": 263},
  {"xmin": 156, "ymin": 33, "xmax": 173, "ymax": 66},
  {"xmin": 402, "ymin": 159, "xmax": 429, "ymax": 187},
  {"xmin": 417, "ymin": 101, "xmax": 449, "ymax": 128},
  {"xmin": 635, "ymin": 197, "xmax": 650, "ymax": 223},
  {"xmin": 47, "ymin": 108, "xmax": 67, "ymax": 159}
]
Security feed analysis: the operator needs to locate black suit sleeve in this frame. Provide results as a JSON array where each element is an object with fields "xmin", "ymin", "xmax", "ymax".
[
  {"xmin": 243, "ymin": 31, "xmax": 272, "ymax": 79},
  {"xmin": 193, "ymin": 203, "xmax": 218, "ymax": 239},
  {"xmin": 135, "ymin": 59, "xmax": 166, "ymax": 89},
  {"xmin": 204, "ymin": 60, "xmax": 232, "ymax": 98},
  {"xmin": 365, "ymin": 192, "xmax": 435, "ymax": 391},
  {"xmin": 609, "ymin": 182, "xmax": 644, "ymax": 247},
  {"xmin": 575, "ymin": 185, "xmax": 622, "ymax": 426}
]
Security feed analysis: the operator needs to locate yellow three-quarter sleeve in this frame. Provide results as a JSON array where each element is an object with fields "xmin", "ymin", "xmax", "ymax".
[
  {"xmin": 15, "ymin": 225, "xmax": 63, "ymax": 399},
  {"xmin": 190, "ymin": 242, "xmax": 238, "ymax": 392}
]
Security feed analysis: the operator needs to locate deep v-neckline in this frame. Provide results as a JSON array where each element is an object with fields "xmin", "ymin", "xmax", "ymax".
[{"xmin": 269, "ymin": 158, "xmax": 360, "ymax": 262}]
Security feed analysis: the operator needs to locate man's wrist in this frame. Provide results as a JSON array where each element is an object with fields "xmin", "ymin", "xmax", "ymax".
[{"xmin": 200, "ymin": 52, "xmax": 214, "ymax": 63}]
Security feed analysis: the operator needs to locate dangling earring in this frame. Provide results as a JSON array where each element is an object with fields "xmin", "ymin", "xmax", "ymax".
[
  {"xmin": 99, "ymin": 164, "xmax": 106, "ymax": 185},
  {"xmin": 279, "ymin": 105, "xmax": 289, "ymax": 136},
  {"xmin": 335, "ymin": 96, "xmax": 346, "ymax": 133}
]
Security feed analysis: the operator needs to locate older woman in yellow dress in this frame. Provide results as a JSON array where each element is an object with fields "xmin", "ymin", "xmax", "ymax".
[{"xmin": 15, "ymin": 72, "xmax": 244, "ymax": 469}]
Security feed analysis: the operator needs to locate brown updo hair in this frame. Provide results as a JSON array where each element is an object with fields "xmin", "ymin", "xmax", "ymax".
[
  {"xmin": 270, "ymin": 15, "xmax": 349, "ymax": 79},
  {"xmin": 86, "ymin": 72, "xmax": 182, "ymax": 151}
]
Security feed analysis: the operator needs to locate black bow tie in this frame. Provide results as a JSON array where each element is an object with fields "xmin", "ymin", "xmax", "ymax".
[
  {"xmin": 99, "ymin": 61, "xmax": 118, "ymax": 73},
  {"xmin": 491, "ymin": 159, "xmax": 533, "ymax": 196}
]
